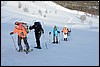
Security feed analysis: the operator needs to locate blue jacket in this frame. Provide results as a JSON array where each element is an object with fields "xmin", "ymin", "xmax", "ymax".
[{"xmin": 50, "ymin": 27, "xmax": 60, "ymax": 36}]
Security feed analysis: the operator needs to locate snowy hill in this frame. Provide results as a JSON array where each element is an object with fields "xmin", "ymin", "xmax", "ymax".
[{"xmin": 1, "ymin": 1, "xmax": 99, "ymax": 66}]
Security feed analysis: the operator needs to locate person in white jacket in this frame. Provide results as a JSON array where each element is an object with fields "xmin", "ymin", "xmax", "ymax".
[{"xmin": 61, "ymin": 25, "xmax": 69, "ymax": 41}]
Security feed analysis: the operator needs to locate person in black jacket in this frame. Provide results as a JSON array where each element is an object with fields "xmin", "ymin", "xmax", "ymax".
[{"xmin": 29, "ymin": 22, "xmax": 44, "ymax": 49}]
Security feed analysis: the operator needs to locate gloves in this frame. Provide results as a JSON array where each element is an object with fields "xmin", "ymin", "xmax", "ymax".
[
  {"xmin": 29, "ymin": 26, "xmax": 32, "ymax": 30},
  {"xmin": 49, "ymin": 32, "xmax": 51, "ymax": 34},
  {"xmin": 42, "ymin": 31, "xmax": 44, "ymax": 34},
  {"xmin": 10, "ymin": 32, "xmax": 13, "ymax": 35},
  {"xmin": 41, "ymin": 30, "xmax": 44, "ymax": 34},
  {"xmin": 58, "ymin": 31, "xmax": 60, "ymax": 33},
  {"xmin": 20, "ymin": 32, "xmax": 24, "ymax": 36}
]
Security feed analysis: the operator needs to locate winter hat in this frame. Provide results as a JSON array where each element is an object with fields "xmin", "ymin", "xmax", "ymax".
[{"xmin": 15, "ymin": 21, "xmax": 19, "ymax": 25}]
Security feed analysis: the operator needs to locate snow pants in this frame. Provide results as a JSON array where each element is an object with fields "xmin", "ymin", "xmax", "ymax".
[
  {"xmin": 53, "ymin": 34, "xmax": 58, "ymax": 42},
  {"xmin": 35, "ymin": 33, "xmax": 41, "ymax": 47},
  {"xmin": 18, "ymin": 36, "xmax": 29, "ymax": 51},
  {"xmin": 63, "ymin": 33, "xmax": 68, "ymax": 41}
]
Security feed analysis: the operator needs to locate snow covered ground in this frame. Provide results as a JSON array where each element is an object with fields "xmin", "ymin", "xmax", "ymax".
[{"xmin": 1, "ymin": 1, "xmax": 99, "ymax": 66}]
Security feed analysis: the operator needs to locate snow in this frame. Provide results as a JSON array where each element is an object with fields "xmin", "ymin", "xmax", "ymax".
[{"xmin": 1, "ymin": 1, "xmax": 99, "ymax": 66}]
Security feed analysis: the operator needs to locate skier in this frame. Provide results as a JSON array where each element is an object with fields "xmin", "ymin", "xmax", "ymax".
[
  {"xmin": 10, "ymin": 21, "xmax": 30, "ymax": 53},
  {"xmin": 49, "ymin": 25, "xmax": 60, "ymax": 44},
  {"xmin": 29, "ymin": 22, "xmax": 44, "ymax": 49},
  {"xmin": 61, "ymin": 25, "xmax": 69, "ymax": 41}
]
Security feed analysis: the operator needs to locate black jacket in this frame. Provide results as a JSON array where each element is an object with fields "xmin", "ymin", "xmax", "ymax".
[{"xmin": 29, "ymin": 24, "xmax": 44, "ymax": 34}]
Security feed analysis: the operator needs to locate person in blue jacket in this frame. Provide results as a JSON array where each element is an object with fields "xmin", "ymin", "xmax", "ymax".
[{"xmin": 49, "ymin": 25, "xmax": 60, "ymax": 44}]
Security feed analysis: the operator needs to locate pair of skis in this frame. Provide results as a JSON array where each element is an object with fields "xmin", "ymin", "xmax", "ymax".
[
  {"xmin": 16, "ymin": 49, "xmax": 33, "ymax": 54},
  {"xmin": 11, "ymin": 34, "xmax": 48, "ymax": 54},
  {"xmin": 11, "ymin": 35, "xmax": 33, "ymax": 54}
]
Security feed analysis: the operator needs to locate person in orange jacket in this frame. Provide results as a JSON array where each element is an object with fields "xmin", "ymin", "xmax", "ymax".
[
  {"xmin": 10, "ymin": 21, "xmax": 30, "ymax": 52},
  {"xmin": 62, "ymin": 25, "xmax": 69, "ymax": 41}
]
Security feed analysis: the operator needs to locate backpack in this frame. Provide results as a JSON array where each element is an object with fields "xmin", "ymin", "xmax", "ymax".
[{"xmin": 22, "ymin": 23, "xmax": 29, "ymax": 33}]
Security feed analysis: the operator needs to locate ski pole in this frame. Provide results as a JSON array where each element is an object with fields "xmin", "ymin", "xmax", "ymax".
[
  {"xmin": 43, "ymin": 34, "xmax": 48, "ymax": 49},
  {"xmin": 49, "ymin": 33, "xmax": 51, "ymax": 43},
  {"xmin": 11, "ymin": 35, "xmax": 17, "ymax": 50},
  {"xmin": 61, "ymin": 32, "xmax": 63, "ymax": 41},
  {"xmin": 59, "ymin": 33, "xmax": 60, "ymax": 44}
]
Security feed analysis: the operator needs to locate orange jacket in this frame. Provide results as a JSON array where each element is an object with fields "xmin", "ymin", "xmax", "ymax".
[
  {"xmin": 62, "ymin": 27, "xmax": 69, "ymax": 34},
  {"xmin": 13, "ymin": 22, "xmax": 27, "ymax": 38}
]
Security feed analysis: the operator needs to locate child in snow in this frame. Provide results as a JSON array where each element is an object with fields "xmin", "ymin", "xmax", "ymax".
[
  {"xmin": 49, "ymin": 25, "xmax": 60, "ymax": 44},
  {"xmin": 62, "ymin": 25, "xmax": 69, "ymax": 41}
]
